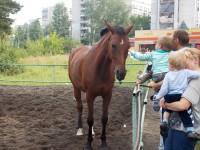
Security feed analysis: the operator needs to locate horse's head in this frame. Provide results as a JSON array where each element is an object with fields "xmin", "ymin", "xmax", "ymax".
[{"xmin": 105, "ymin": 21, "xmax": 133, "ymax": 81}]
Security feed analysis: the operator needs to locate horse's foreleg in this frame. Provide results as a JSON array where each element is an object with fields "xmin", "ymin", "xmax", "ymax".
[
  {"xmin": 101, "ymin": 93, "xmax": 112, "ymax": 148},
  {"xmin": 83, "ymin": 94, "xmax": 94, "ymax": 150},
  {"xmin": 101, "ymin": 116, "xmax": 108, "ymax": 147},
  {"xmin": 74, "ymin": 88, "xmax": 83, "ymax": 136}
]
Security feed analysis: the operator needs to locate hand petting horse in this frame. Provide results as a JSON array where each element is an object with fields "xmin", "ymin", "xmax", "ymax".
[{"xmin": 68, "ymin": 21, "xmax": 133, "ymax": 150}]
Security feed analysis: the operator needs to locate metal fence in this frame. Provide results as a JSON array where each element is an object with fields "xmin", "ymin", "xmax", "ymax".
[{"xmin": 0, "ymin": 63, "xmax": 146, "ymax": 85}]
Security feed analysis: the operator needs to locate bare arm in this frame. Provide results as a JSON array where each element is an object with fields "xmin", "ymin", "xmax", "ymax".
[{"xmin": 165, "ymin": 97, "xmax": 191, "ymax": 111}]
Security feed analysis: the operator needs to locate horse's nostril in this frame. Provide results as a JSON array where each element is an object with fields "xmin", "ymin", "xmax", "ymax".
[
  {"xmin": 116, "ymin": 69, "xmax": 126, "ymax": 80},
  {"xmin": 120, "ymin": 72, "xmax": 125, "ymax": 78}
]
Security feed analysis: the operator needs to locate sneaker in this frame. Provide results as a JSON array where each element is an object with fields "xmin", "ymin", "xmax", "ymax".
[
  {"xmin": 152, "ymin": 96, "xmax": 160, "ymax": 112},
  {"xmin": 187, "ymin": 131, "xmax": 200, "ymax": 141},
  {"xmin": 150, "ymin": 92, "xmax": 158, "ymax": 101},
  {"xmin": 160, "ymin": 122, "xmax": 169, "ymax": 138}
]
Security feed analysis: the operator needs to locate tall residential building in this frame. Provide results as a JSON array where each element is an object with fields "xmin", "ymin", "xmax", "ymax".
[
  {"xmin": 125, "ymin": 0, "xmax": 151, "ymax": 16},
  {"xmin": 72, "ymin": 0, "xmax": 89, "ymax": 41},
  {"xmin": 72, "ymin": 0, "xmax": 151, "ymax": 41},
  {"xmin": 42, "ymin": 5, "xmax": 72, "ymax": 29},
  {"xmin": 42, "ymin": 6, "xmax": 55, "ymax": 28},
  {"xmin": 151, "ymin": 0, "xmax": 200, "ymax": 29}
]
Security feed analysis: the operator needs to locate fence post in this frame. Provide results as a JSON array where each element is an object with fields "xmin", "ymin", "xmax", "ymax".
[{"xmin": 52, "ymin": 65, "xmax": 55, "ymax": 82}]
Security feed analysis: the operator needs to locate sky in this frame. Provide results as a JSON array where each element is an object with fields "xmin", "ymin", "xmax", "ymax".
[
  {"xmin": 11, "ymin": 0, "xmax": 72, "ymax": 26},
  {"xmin": 11, "ymin": 0, "xmax": 151, "ymax": 26}
]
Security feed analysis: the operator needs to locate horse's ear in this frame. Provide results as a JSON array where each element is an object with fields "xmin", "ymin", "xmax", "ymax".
[
  {"xmin": 125, "ymin": 24, "xmax": 134, "ymax": 34},
  {"xmin": 105, "ymin": 21, "xmax": 115, "ymax": 34}
]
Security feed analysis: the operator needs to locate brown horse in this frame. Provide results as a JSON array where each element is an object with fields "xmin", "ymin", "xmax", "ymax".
[{"xmin": 68, "ymin": 21, "xmax": 133, "ymax": 149}]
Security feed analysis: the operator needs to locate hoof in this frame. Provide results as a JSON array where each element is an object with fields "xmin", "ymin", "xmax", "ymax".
[
  {"xmin": 83, "ymin": 143, "xmax": 92, "ymax": 150},
  {"xmin": 102, "ymin": 141, "xmax": 108, "ymax": 148},
  {"xmin": 102, "ymin": 144, "xmax": 109, "ymax": 150},
  {"xmin": 76, "ymin": 128, "xmax": 83, "ymax": 136}
]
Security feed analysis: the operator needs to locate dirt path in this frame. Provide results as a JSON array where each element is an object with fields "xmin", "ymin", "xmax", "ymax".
[{"xmin": 0, "ymin": 85, "xmax": 160, "ymax": 150}]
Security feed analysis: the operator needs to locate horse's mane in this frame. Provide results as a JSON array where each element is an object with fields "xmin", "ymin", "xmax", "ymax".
[
  {"xmin": 94, "ymin": 25, "xmax": 126, "ymax": 51},
  {"xmin": 100, "ymin": 28, "xmax": 109, "ymax": 37},
  {"xmin": 100, "ymin": 25, "xmax": 126, "ymax": 38},
  {"xmin": 114, "ymin": 26, "xmax": 126, "ymax": 36}
]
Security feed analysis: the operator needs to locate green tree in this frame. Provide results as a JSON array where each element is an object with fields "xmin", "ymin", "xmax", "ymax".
[
  {"xmin": 28, "ymin": 19, "xmax": 43, "ymax": 41},
  {"xmin": 52, "ymin": 2, "xmax": 70, "ymax": 37},
  {"xmin": 129, "ymin": 15, "xmax": 151, "ymax": 37},
  {"xmin": 0, "ymin": 0, "xmax": 22, "ymax": 36},
  {"xmin": 43, "ymin": 23, "xmax": 54, "ymax": 37},
  {"xmin": 83, "ymin": 0, "xmax": 131, "ymax": 44},
  {"xmin": 0, "ymin": 0, "xmax": 22, "ymax": 48},
  {"xmin": 13, "ymin": 23, "xmax": 29, "ymax": 48},
  {"xmin": 42, "ymin": 32, "xmax": 64, "ymax": 55}
]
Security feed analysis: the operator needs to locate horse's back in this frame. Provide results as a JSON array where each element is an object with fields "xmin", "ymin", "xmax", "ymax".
[{"xmin": 68, "ymin": 46, "xmax": 90, "ymax": 91}]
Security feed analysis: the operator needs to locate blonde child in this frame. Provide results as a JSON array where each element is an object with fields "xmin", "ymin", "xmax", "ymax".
[
  {"xmin": 154, "ymin": 51, "xmax": 199, "ymax": 138},
  {"xmin": 129, "ymin": 36, "xmax": 173, "ymax": 111}
]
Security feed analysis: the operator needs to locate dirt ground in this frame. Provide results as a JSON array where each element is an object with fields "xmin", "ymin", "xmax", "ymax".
[{"xmin": 0, "ymin": 85, "xmax": 160, "ymax": 150}]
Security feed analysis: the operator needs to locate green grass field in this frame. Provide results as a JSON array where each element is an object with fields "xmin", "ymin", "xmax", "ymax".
[{"xmin": 0, "ymin": 55, "xmax": 146, "ymax": 86}]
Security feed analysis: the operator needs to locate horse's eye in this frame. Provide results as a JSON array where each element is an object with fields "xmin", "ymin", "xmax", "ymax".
[{"xmin": 112, "ymin": 44, "xmax": 116, "ymax": 49}]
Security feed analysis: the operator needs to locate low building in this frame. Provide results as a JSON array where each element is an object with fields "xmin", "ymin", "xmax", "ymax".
[{"xmin": 133, "ymin": 28, "xmax": 200, "ymax": 51}]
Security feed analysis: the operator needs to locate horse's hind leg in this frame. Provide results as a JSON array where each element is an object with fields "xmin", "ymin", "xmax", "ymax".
[{"xmin": 73, "ymin": 88, "xmax": 83, "ymax": 135}]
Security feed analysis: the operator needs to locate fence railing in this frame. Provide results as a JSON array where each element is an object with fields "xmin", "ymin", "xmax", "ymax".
[{"xmin": 0, "ymin": 63, "xmax": 146, "ymax": 85}]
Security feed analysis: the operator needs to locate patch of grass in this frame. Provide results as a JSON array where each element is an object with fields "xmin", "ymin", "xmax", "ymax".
[
  {"xmin": 0, "ymin": 55, "xmax": 145, "ymax": 86},
  {"xmin": 195, "ymin": 141, "xmax": 200, "ymax": 150}
]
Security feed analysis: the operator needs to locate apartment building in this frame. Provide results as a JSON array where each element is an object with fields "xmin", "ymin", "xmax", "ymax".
[
  {"xmin": 72, "ymin": 0, "xmax": 89, "ymax": 41},
  {"xmin": 125, "ymin": 0, "xmax": 151, "ymax": 16},
  {"xmin": 42, "ymin": 6, "xmax": 55, "ymax": 28},
  {"xmin": 72, "ymin": 0, "xmax": 151, "ymax": 41},
  {"xmin": 151, "ymin": 0, "xmax": 200, "ymax": 29},
  {"xmin": 42, "ymin": 5, "xmax": 72, "ymax": 29}
]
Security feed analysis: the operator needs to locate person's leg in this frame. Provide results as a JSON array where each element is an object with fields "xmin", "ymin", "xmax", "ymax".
[
  {"xmin": 160, "ymin": 111, "xmax": 170, "ymax": 138},
  {"xmin": 164, "ymin": 128, "xmax": 173, "ymax": 150},
  {"xmin": 163, "ymin": 111, "xmax": 170, "ymax": 124},
  {"xmin": 158, "ymin": 108, "xmax": 165, "ymax": 150},
  {"xmin": 165, "ymin": 129, "xmax": 196, "ymax": 150},
  {"xmin": 180, "ymin": 109, "xmax": 200, "ymax": 140},
  {"xmin": 159, "ymin": 96, "xmax": 173, "ymax": 138},
  {"xmin": 158, "ymin": 135, "xmax": 165, "ymax": 150},
  {"xmin": 136, "ymin": 70, "xmax": 153, "ymax": 85},
  {"xmin": 179, "ymin": 110, "xmax": 193, "ymax": 130}
]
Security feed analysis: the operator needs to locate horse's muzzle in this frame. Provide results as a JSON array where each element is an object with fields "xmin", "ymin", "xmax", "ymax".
[{"xmin": 116, "ymin": 70, "xmax": 126, "ymax": 81}]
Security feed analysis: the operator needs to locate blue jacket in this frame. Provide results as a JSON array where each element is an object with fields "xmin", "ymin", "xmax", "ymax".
[{"xmin": 132, "ymin": 49, "xmax": 170, "ymax": 74}]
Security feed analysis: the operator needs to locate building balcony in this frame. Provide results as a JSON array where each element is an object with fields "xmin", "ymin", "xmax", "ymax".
[
  {"xmin": 160, "ymin": 16, "xmax": 174, "ymax": 23},
  {"xmin": 160, "ymin": 11, "xmax": 174, "ymax": 15},
  {"xmin": 81, "ymin": 27, "xmax": 89, "ymax": 30},
  {"xmin": 80, "ymin": 20, "xmax": 89, "ymax": 23},
  {"xmin": 160, "ymin": 0, "xmax": 174, "ymax": 3}
]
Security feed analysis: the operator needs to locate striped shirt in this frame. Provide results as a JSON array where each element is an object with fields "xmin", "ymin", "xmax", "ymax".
[
  {"xmin": 132, "ymin": 49, "xmax": 170, "ymax": 74},
  {"xmin": 155, "ymin": 69, "xmax": 199, "ymax": 100}
]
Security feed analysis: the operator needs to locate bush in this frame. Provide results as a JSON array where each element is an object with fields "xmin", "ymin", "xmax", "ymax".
[
  {"xmin": 0, "ymin": 47, "xmax": 24, "ymax": 75},
  {"xmin": 26, "ymin": 40, "xmax": 45, "ymax": 56},
  {"xmin": 63, "ymin": 37, "xmax": 81, "ymax": 54},
  {"xmin": 42, "ymin": 32, "xmax": 65, "ymax": 55}
]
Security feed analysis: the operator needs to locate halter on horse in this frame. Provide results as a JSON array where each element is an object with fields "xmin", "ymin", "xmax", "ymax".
[{"xmin": 68, "ymin": 21, "xmax": 133, "ymax": 149}]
